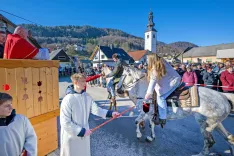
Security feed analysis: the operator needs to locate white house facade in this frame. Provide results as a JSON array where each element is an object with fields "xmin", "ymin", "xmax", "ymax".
[
  {"xmin": 93, "ymin": 48, "xmax": 111, "ymax": 67},
  {"xmin": 90, "ymin": 45, "xmax": 133, "ymax": 67}
]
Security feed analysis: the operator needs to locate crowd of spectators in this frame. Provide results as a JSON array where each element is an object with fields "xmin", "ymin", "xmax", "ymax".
[
  {"xmin": 172, "ymin": 61, "xmax": 234, "ymax": 93},
  {"xmin": 58, "ymin": 58, "xmax": 234, "ymax": 94}
]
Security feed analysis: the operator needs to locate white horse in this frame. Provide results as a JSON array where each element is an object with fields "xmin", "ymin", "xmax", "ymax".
[{"xmin": 103, "ymin": 66, "xmax": 234, "ymax": 156}]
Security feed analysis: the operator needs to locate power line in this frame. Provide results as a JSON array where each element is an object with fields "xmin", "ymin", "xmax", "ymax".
[{"xmin": 0, "ymin": 9, "xmax": 41, "ymax": 25}]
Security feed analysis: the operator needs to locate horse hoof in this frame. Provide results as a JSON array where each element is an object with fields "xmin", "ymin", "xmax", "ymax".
[
  {"xmin": 228, "ymin": 135, "xmax": 234, "ymax": 144},
  {"xmin": 146, "ymin": 136, "xmax": 154, "ymax": 142},
  {"xmin": 137, "ymin": 133, "xmax": 142, "ymax": 138},
  {"xmin": 129, "ymin": 111, "xmax": 134, "ymax": 117}
]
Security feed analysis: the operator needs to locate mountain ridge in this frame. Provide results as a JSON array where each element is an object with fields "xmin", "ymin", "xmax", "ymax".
[{"xmin": 22, "ymin": 24, "xmax": 198, "ymax": 58}]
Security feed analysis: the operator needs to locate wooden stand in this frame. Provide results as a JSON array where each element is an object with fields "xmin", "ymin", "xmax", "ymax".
[{"xmin": 0, "ymin": 59, "xmax": 60, "ymax": 156}]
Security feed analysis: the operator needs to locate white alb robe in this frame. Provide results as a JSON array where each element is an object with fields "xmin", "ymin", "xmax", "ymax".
[
  {"xmin": 33, "ymin": 48, "xmax": 50, "ymax": 60},
  {"xmin": 0, "ymin": 115, "xmax": 37, "ymax": 156},
  {"xmin": 60, "ymin": 92, "xmax": 110, "ymax": 156}
]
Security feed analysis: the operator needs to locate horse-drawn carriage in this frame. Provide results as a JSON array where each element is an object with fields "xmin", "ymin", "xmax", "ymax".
[{"xmin": 0, "ymin": 59, "xmax": 60, "ymax": 156}]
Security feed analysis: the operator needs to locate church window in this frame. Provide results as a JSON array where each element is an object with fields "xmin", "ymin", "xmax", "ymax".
[
  {"xmin": 147, "ymin": 35, "xmax": 149, "ymax": 39},
  {"xmin": 153, "ymin": 34, "xmax": 155, "ymax": 38},
  {"xmin": 101, "ymin": 55, "xmax": 105, "ymax": 59}
]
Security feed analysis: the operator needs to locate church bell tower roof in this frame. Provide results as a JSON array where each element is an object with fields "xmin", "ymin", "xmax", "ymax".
[{"xmin": 146, "ymin": 11, "xmax": 157, "ymax": 32}]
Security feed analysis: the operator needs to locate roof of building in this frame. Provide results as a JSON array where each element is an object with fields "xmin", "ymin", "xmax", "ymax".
[
  {"xmin": 128, "ymin": 50, "xmax": 148, "ymax": 61},
  {"xmin": 50, "ymin": 49, "xmax": 70, "ymax": 60},
  {"xmin": 146, "ymin": 11, "xmax": 157, "ymax": 32},
  {"xmin": 183, "ymin": 43, "xmax": 234, "ymax": 58},
  {"xmin": 216, "ymin": 48, "xmax": 234, "ymax": 58},
  {"xmin": 90, "ymin": 45, "xmax": 133, "ymax": 61},
  {"xmin": 50, "ymin": 49, "xmax": 62, "ymax": 60},
  {"xmin": 0, "ymin": 14, "xmax": 17, "ymax": 28}
]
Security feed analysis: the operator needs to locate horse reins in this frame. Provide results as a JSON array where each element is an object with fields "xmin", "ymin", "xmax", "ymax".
[{"xmin": 122, "ymin": 75, "xmax": 146, "ymax": 89}]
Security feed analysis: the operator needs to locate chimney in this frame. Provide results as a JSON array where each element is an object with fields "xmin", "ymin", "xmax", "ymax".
[{"xmin": 110, "ymin": 44, "xmax": 114, "ymax": 50}]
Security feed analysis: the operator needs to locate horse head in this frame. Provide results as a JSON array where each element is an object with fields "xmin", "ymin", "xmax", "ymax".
[
  {"xmin": 102, "ymin": 66, "xmax": 112, "ymax": 84},
  {"xmin": 117, "ymin": 66, "xmax": 148, "ymax": 103}
]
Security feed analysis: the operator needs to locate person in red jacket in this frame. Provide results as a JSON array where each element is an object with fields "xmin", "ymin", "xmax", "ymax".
[
  {"xmin": 4, "ymin": 26, "xmax": 49, "ymax": 60},
  {"xmin": 220, "ymin": 65, "xmax": 234, "ymax": 93},
  {"xmin": 182, "ymin": 66, "xmax": 198, "ymax": 86},
  {"xmin": 66, "ymin": 74, "xmax": 102, "ymax": 94}
]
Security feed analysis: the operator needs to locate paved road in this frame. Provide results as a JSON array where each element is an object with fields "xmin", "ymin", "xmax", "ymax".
[{"xmin": 54, "ymin": 77, "xmax": 234, "ymax": 156}]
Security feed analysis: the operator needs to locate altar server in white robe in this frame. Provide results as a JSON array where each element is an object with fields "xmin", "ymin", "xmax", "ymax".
[
  {"xmin": 0, "ymin": 92, "xmax": 37, "ymax": 156},
  {"xmin": 60, "ymin": 73, "xmax": 120, "ymax": 156}
]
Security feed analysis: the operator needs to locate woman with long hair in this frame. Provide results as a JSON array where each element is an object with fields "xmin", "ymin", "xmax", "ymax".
[{"xmin": 145, "ymin": 54, "xmax": 181, "ymax": 125}]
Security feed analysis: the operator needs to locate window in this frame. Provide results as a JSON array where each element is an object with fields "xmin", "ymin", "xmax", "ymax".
[
  {"xmin": 206, "ymin": 58, "xmax": 212, "ymax": 62},
  {"xmin": 101, "ymin": 55, "xmax": 105, "ymax": 59},
  {"xmin": 58, "ymin": 56, "xmax": 66, "ymax": 60},
  {"xmin": 147, "ymin": 35, "xmax": 149, "ymax": 39},
  {"xmin": 153, "ymin": 34, "xmax": 155, "ymax": 38}
]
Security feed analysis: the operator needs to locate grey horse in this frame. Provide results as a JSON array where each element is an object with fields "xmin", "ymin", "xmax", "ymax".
[{"xmin": 103, "ymin": 66, "xmax": 234, "ymax": 156}]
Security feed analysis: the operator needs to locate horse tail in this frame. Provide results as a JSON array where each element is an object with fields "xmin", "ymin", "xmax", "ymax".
[{"xmin": 222, "ymin": 93, "xmax": 234, "ymax": 115}]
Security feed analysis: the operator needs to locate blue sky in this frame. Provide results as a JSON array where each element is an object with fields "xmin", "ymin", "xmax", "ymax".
[{"xmin": 1, "ymin": 0, "xmax": 234, "ymax": 46}]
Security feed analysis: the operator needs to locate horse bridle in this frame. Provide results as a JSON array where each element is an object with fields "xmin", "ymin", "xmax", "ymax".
[
  {"xmin": 115, "ymin": 67, "xmax": 147, "ymax": 101},
  {"xmin": 121, "ymin": 67, "xmax": 146, "ymax": 90}
]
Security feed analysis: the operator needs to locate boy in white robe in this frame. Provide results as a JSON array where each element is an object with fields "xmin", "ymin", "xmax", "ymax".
[
  {"xmin": 0, "ymin": 92, "xmax": 37, "ymax": 156},
  {"xmin": 60, "ymin": 73, "xmax": 120, "ymax": 156}
]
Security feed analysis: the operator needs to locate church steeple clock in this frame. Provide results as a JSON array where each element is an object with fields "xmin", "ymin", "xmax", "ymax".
[{"xmin": 144, "ymin": 10, "xmax": 157, "ymax": 53}]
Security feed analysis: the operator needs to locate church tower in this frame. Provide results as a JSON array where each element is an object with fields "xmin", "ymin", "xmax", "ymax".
[{"xmin": 144, "ymin": 11, "xmax": 157, "ymax": 53}]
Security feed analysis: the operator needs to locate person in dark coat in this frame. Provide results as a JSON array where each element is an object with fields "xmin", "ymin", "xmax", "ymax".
[
  {"xmin": 180, "ymin": 64, "xmax": 186, "ymax": 76},
  {"xmin": 216, "ymin": 63, "xmax": 225, "ymax": 92},
  {"xmin": 27, "ymin": 30, "xmax": 41, "ymax": 48},
  {"xmin": 0, "ymin": 31, "xmax": 6, "ymax": 58},
  {"xmin": 220, "ymin": 65, "xmax": 234, "ymax": 93},
  {"xmin": 193, "ymin": 64, "xmax": 203, "ymax": 84},
  {"xmin": 200, "ymin": 63, "xmax": 207, "ymax": 77},
  {"xmin": 104, "ymin": 53, "xmax": 127, "ymax": 100},
  {"xmin": 174, "ymin": 64, "xmax": 184, "ymax": 77},
  {"xmin": 203, "ymin": 66, "xmax": 217, "ymax": 90}
]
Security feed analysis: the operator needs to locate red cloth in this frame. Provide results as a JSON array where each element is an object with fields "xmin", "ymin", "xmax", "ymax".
[
  {"xmin": 21, "ymin": 150, "xmax": 26, "ymax": 156},
  {"xmin": 220, "ymin": 70, "xmax": 234, "ymax": 91},
  {"xmin": 86, "ymin": 74, "xmax": 101, "ymax": 82},
  {"xmin": 84, "ymin": 74, "xmax": 101, "ymax": 91},
  {"xmin": 182, "ymin": 71, "xmax": 198, "ymax": 86},
  {"xmin": 4, "ymin": 34, "xmax": 39, "ymax": 59}
]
